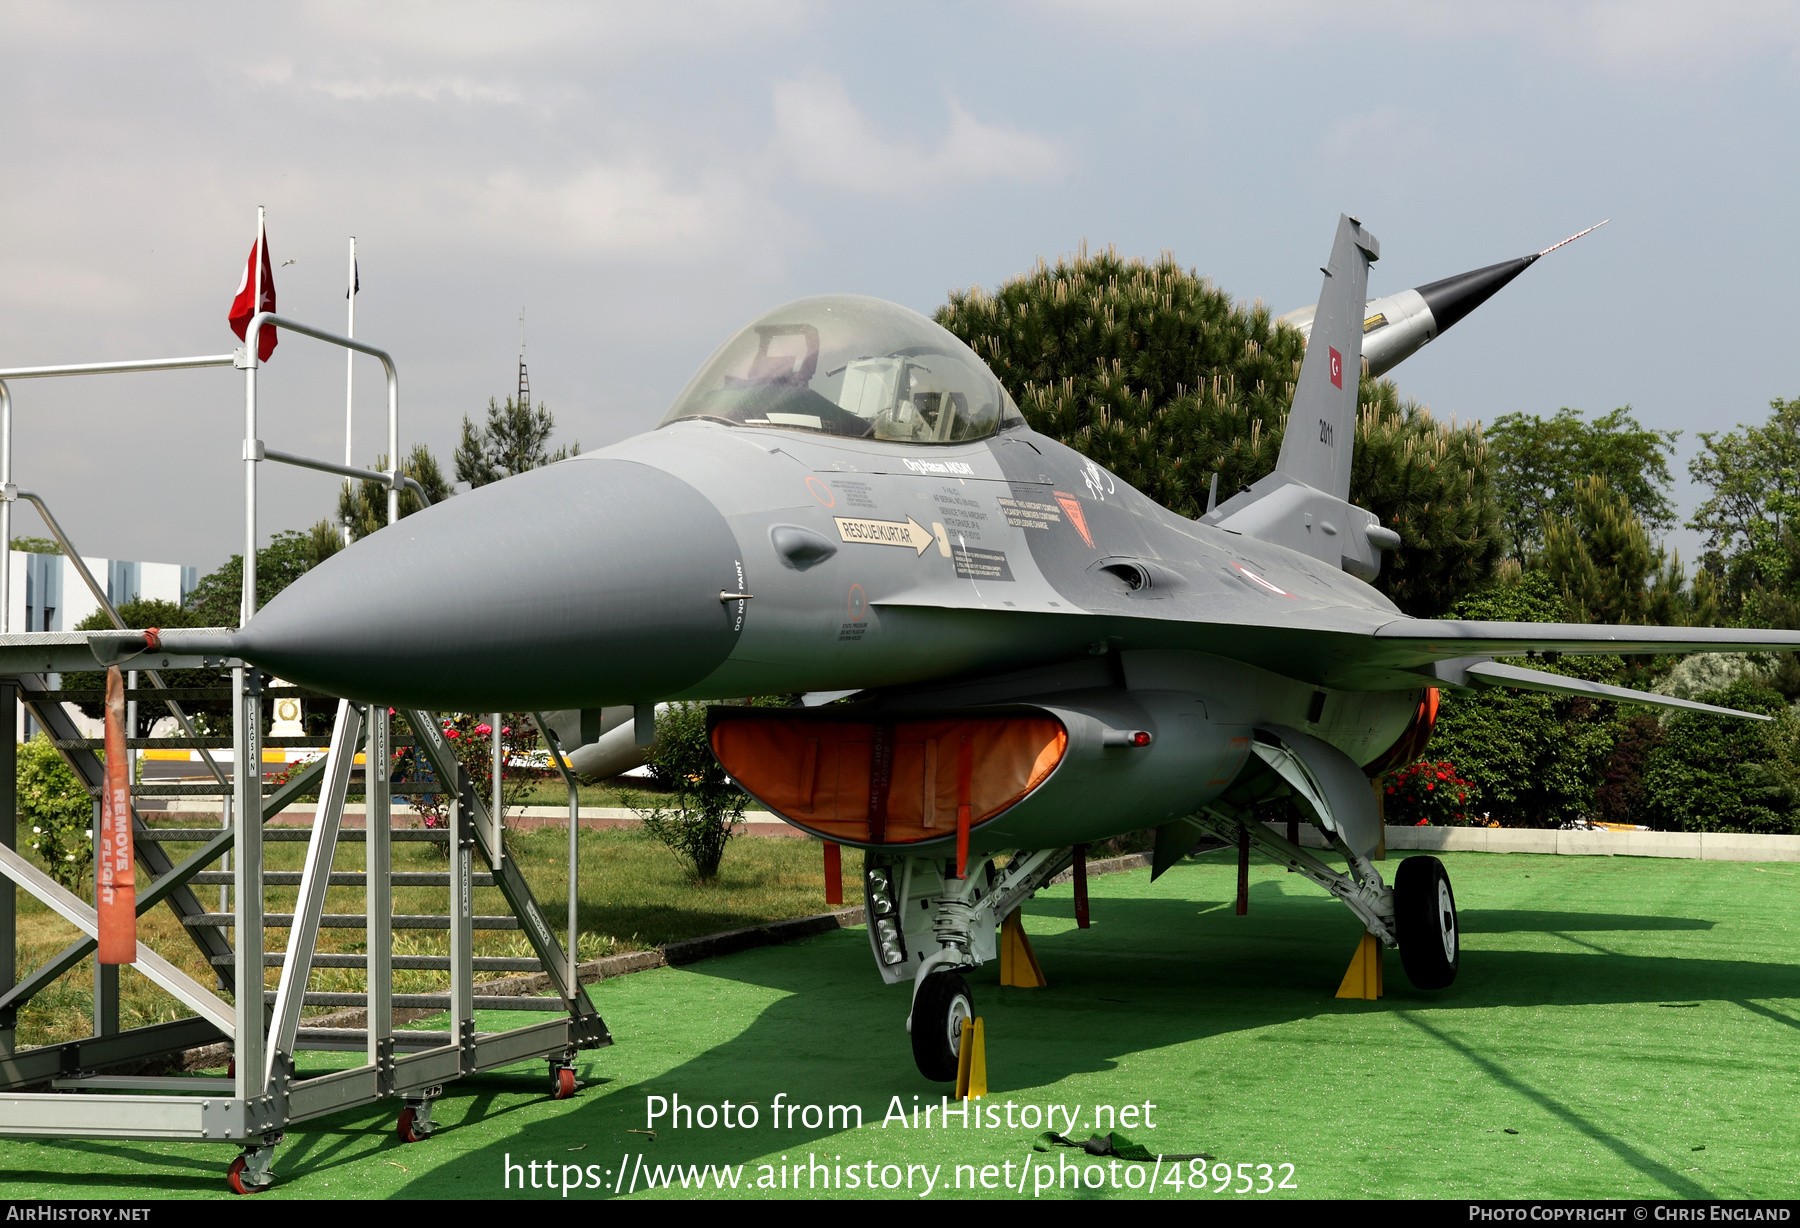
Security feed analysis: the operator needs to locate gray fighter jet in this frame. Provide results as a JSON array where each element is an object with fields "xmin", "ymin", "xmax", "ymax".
[{"xmin": 165, "ymin": 215, "xmax": 1800, "ymax": 1083}]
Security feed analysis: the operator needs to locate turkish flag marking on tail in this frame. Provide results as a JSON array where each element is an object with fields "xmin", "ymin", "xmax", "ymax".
[
  {"xmin": 1328, "ymin": 346, "xmax": 1343, "ymax": 389},
  {"xmin": 96, "ymin": 666, "xmax": 136, "ymax": 965},
  {"xmin": 228, "ymin": 234, "xmax": 279, "ymax": 361}
]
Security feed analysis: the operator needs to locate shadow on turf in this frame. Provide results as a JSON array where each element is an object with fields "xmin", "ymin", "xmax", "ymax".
[{"xmin": 397, "ymin": 876, "xmax": 1794, "ymax": 1198}]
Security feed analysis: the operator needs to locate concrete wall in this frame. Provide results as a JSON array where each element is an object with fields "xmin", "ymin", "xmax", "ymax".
[{"xmin": 1265, "ymin": 821, "xmax": 1800, "ymax": 863}]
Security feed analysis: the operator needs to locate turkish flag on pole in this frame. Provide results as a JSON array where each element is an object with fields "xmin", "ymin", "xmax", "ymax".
[
  {"xmin": 228, "ymin": 228, "xmax": 278, "ymax": 361},
  {"xmin": 96, "ymin": 666, "xmax": 137, "ymax": 965}
]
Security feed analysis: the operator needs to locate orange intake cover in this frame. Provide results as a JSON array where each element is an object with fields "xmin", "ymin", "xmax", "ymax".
[{"xmin": 711, "ymin": 713, "xmax": 1067, "ymax": 846}]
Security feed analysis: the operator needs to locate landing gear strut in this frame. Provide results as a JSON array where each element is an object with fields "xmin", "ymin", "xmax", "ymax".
[
  {"xmin": 1395, "ymin": 855, "xmax": 1459, "ymax": 989},
  {"xmin": 911, "ymin": 971, "xmax": 973, "ymax": 1082}
]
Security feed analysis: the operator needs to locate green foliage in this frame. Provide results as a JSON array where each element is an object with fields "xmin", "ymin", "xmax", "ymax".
[
  {"xmin": 1641, "ymin": 680, "xmax": 1798, "ymax": 833},
  {"xmin": 9, "ymin": 536, "xmax": 61, "ymax": 555},
  {"xmin": 935, "ymin": 243, "xmax": 1502, "ymax": 616},
  {"xmin": 1687, "ymin": 396, "xmax": 1800, "ymax": 611},
  {"xmin": 1541, "ymin": 475, "xmax": 1707, "ymax": 626},
  {"xmin": 19, "ymin": 732, "xmax": 93, "ymax": 889},
  {"xmin": 1422, "ymin": 571, "xmax": 1627, "ymax": 827},
  {"xmin": 455, "ymin": 397, "xmax": 578, "ymax": 489},
  {"xmin": 630, "ymin": 701, "xmax": 765, "ymax": 884},
  {"xmin": 184, "ymin": 528, "xmax": 317, "ymax": 628},
  {"xmin": 338, "ymin": 443, "xmax": 454, "ymax": 541},
  {"xmin": 1349, "ymin": 390, "xmax": 1506, "ymax": 618},
  {"xmin": 1489, "ymin": 406, "xmax": 1679, "ymax": 560},
  {"xmin": 302, "ymin": 519, "xmax": 343, "ymax": 569},
  {"xmin": 66, "ymin": 599, "xmax": 219, "ymax": 735}
]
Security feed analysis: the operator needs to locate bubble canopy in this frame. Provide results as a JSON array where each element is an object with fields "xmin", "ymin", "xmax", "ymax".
[{"xmin": 658, "ymin": 295, "xmax": 1023, "ymax": 444}]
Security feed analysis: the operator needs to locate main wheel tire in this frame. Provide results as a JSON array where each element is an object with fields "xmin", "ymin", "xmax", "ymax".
[
  {"xmin": 1395, "ymin": 855, "xmax": 1460, "ymax": 990},
  {"xmin": 396, "ymin": 1107, "xmax": 422, "ymax": 1144},
  {"xmin": 910, "ymin": 971, "xmax": 973, "ymax": 1083}
]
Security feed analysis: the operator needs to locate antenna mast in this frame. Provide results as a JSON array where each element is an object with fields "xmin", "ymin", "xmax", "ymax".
[{"xmin": 517, "ymin": 308, "xmax": 530, "ymax": 411}]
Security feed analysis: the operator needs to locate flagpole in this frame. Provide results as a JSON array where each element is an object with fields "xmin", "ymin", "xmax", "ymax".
[
  {"xmin": 243, "ymin": 205, "xmax": 263, "ymax": 628},
  {"xmin": 343, "ymin": 236, "xmax": 356, "ymax": 547}
]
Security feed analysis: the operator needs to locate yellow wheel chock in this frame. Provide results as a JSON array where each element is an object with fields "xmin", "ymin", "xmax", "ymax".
[
  {"xmin": 1336, "ymin": 931, "xmax": 1384, "ymax": 1000},
  {"xmin": 999, "ymin": 908, "xmax": 1047, "ymax": 988},
  {"xmin": 955, "ymin": 1016, "xmax": 988, "ymax": 1100}
]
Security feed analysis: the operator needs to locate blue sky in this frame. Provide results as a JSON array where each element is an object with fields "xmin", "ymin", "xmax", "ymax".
[{"xmin": 2, "ymin": 1, "xmax": 1796, "ymax": 570}]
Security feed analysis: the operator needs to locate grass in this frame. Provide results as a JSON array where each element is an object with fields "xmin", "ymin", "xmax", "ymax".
[
  {"xmin": 0, "ymin": 849, "xmax": 1795, "ymax": 1199},
  {"xmin": 8, "ymin": 822, "xmax": 859, "ymax": 1051},
  {"xmin": 510, "ymin": 780, "xmax": 671, "ymax": 809}
]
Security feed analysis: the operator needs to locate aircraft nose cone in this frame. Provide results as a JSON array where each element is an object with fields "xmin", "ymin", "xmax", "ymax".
[{"xmin": 235, "ymin": 458, "xmax": 744, "ymax": 709}]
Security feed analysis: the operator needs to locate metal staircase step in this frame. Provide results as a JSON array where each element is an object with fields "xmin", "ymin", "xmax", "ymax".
[
  {"xmin": 183, "ymin": 913, "xmax": 520, "ymax": 930},
  {"xmin": 210, "ymin": 954, "xmax": 543, "ymax": 972},
  {"xmin": 266, "ymin": 991, "xmax": 567, "ymax": 1011},
  {"xmin": 144, "ymin": 828, "xmax": 451, "ymax": 842},
  {"xmin": 186, "ymin": 871, "xmax": 494, "ymax": 887}
]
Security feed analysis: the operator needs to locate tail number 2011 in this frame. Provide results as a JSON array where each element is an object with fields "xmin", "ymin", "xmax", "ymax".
[{"xmin": 1318, "ymin": 419, "xmax": 1334, "ymax": 446}]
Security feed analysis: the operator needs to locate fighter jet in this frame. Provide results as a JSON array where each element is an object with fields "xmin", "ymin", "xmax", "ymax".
[{"xmin": 162, "ymin": 214, "xmax": 1800, "ymax": 1083}]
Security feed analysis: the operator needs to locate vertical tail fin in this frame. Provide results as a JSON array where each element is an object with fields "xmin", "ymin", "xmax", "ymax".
[{"xmin": 1273, "ymin": 214, "xmax": 1379, "ymax": 502}]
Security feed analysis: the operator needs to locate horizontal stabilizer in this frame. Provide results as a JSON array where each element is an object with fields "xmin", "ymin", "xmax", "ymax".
[{"xmin": 1460, "ymin": 660, "xmax": 1770, "ymax": 721}]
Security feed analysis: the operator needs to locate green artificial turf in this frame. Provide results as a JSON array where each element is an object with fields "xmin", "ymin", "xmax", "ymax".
[{"xmin": 1, "ymin": 849, "xmax": 1795, "ymax": 1200}]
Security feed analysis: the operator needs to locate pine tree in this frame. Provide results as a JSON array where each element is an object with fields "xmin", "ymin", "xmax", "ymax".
[
  {"xmin": 1541, "ymin": 475, "xmax": 1708, "ymax": 626},
  {"xmin": 455, "ymin": 397, "xmax": 578, "ymax": 488},
  {"xmin": 337, "ymin": 443, "xmax": 454, "ymax": 541},
  {"xmin": 936, "ymin": 243, "xmax": 1503, "ymax": 616}
]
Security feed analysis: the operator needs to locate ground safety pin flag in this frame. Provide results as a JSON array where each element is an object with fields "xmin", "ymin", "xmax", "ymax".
[
  {"xmin": 96, "ymin": 665, "xmax": 137, "ymax": 964},
  {"xmin": 228, "ymin": 225, "xmax": 279, "ymax": 361}
]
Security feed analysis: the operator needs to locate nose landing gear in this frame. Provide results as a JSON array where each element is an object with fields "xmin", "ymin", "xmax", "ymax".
[{"xmin": 911, "ymin": 971, "xmax": 974, "ymax": 1082}]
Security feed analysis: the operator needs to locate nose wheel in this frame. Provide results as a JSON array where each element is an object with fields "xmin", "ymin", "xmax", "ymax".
[
  {"xmin": 910, "ymin": 970, "xmax": 973, "ymax": 1082},
  {"xmin": 1395, "ymin": 855, "xmax": 1459, "ymax": 990}
]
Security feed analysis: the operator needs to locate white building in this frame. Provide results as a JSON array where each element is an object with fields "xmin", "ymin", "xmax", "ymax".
[
  {"xmin": 10, "ymin": 549, "xmax": 200, "ymax": 741},
  {"xmin": 12, "ymin": 550, "xmax": 198, "ymax": 633}
]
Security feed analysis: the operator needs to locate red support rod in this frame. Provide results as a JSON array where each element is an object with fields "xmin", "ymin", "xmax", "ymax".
[
  {"xmin": 954, "ymin": 735, "xmax": 973, "ymax": 879},
  {"xmin": 1073, "ymin": 843, "xmax": 1090, "ymax": 929},
  {"xmin": 1235, "ymin": 824, "xmax": 1250, "ymax": 916},
  {"xmin": 823, "ymin": 840, "xmax": 843, "ymax": 907}
]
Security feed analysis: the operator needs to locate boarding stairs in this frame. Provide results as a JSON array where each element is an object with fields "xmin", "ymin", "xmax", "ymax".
[{"xmin": 0, "ymin": 660, "xmax": 608, "ymax": 1190}]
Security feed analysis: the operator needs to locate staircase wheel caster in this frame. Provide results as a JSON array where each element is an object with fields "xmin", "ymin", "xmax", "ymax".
[
  {"xmin": 397, "ymin": 1106, "xmax": 424, "ymax": 1143},
  {"xmin": 227, "ymin": 1154, "xmax": 273, "ymax": 1195},
  {"xmin": 551, "ymin": 1066, "xmax": 578, "ymax": 1100}
]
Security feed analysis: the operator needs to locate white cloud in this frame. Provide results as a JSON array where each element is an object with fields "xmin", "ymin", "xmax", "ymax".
[
  {"xmin": 770, "ymin": 76, "xmax": 1062, "ymax": 194},
  {"xmin": 1039, "ymin": 0, "xmax": 1800, "ymax": 72},
  {"xmin": 456, "ymin": 164, "xmax": 751, "ymax": 258},
  {"xmin": 298, "ymin": 0, "xmax": 813, "ymax": 63},
  {"xmin": 311, "ymin": 75, "xmax": 520, "ymax": 104}
]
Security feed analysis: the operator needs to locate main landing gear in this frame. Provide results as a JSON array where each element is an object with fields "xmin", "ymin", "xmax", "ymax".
[{"xmin": 1394, "ymin": 855, "xmax": 1459, "ymax": 989}]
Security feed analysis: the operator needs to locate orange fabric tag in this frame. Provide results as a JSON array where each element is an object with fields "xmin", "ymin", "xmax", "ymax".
[{"xmin": 96, "ymin": 666, "xmax": 136, "ymax": 965}]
